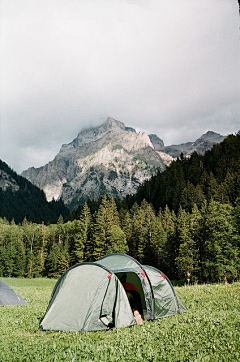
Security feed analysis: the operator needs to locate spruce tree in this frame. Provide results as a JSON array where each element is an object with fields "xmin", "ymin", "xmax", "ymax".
[
  {"xmin": 92, "ymin": 196, "xmax": 121, "ymax": 260},
  {"xmin": 22, "ymin": 219, "xmax": 39, "ymax": 278},
  {"xmin": 161, "ymin": 206, "xmax": 177, "ymax": 278},
  {"xmin": 106, "ymin": 225, "xmax": 128, "ymax": 254},
  {"xmin": 175, "ymin": 207, "xmax": 197, "ymax": 281},
  {"xmin": 120, "ymin": 210, "xmax": 133, "ymax": 248},
  {"xmin": 137, "ymin": 200, "xmax": 158, "ymax": 265},
  {"xmin": 202, "ymin": 200, "xmax": 239, "ymax": 282},
  {"xmin": 72, "ymin": 203, "xmax": 91, "ymax": 263},
  {"xmin": 92, "ymin": 196, "xmax": 109, "ymax": 260},
  {"xmin": 131, "ymin": 203, "xmax": 146, "ymax": 262}
]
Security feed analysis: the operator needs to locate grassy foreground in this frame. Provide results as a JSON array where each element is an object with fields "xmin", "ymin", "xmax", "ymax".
[{"xmin": 0, "ymin": 278, "xmax": 239, "ymax": 362}]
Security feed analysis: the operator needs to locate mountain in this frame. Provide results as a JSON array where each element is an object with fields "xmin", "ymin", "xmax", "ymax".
[
  {"xmin": 0, "ymin": 160, "xmax": 69, "ymax": 224},
  {"xmin": 125, "ymin": 132, "xmax": 240, "ymax": 213},
  {"xmin": 161, "ymin": 131, "xmax": 225, "ymax": 158},
  {"xmin": 21, "ymin": 117, "xmax": 226, "ymax": 209},
  {"xmin": 22, "ymin": 118, "xmax": 166, "ymax": 208}
]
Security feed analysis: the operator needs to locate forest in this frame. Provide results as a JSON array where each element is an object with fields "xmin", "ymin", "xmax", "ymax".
[
  {"xmin": 0, "ymin": 133, "xmax": 239, "ymax": 282},
  {"xmin": 0, "ymin": 195, "xmax": 239, "ymax": 282},
  {"xmin": 0, "ymin": 160, "xmax": 69, "ymax": 224}
]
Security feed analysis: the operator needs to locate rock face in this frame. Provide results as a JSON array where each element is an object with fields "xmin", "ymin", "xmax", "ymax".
[
  {"xmin": 148, "ymin": 134, "xmax": 164, "ymax": 150},
  {"xmin": 0, "ymin": 159, "xmax": 69, "ymax": 224},
  {"xmin": 22, "ymin": 118, "xmax": 165, "ymax": 208},
  {"xmin": 21, "ymin": 118, "xmax": 226, "ymax": 209},
  {"xmin": 162, "ymin": 131, "xmax": 226, "ymax": 158},
  {"xmin": 0, "ymin": 170, "xmax": 20, "ymax": 192}
]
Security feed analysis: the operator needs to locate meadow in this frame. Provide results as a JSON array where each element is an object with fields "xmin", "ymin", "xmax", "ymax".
[{"xmin": 0, "ymin": 278, "xmax": 239, "ymax": 362}]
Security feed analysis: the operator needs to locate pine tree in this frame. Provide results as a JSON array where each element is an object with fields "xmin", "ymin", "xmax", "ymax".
[
  {"xmin": 13, "ymin": 230, "xmax": 26, "ymax": 277},
  {"xmin": 33, "ymin": 223, "xmax": 49, "ymax": 277},
  {"xmin": 92, "ymin": 196, "xmax": 109, "ymax": 260},
  {"xmin": 45, "ymin": 240, "xmax": 70, "ymax": 277},
  {"xmin": 224, "ymin": 172, "xmax": 240, "ymax": 204},
  {"xmin": 127, "ymin": 203, "xmax": 140, "ymax": 258},
  {"xmin": 175, "ymin": 207, "xmax": 198, "ymax": 281},
  {"xmin": 233, "ymin": 198, "xmax": 240, "ymax": 236},
  {"xmin": 22, "ymin": 219, "xmax": 39, "ymax": 278},
  {"xmin": 106, "ymin": 225, "xmax": 128, "ymax": 254},
  {"xmin": 202, "ymin": 201, "xmax": 239, "ymax": 282},
  {"xmin": 0, "ymin": 219, "xmax": 8, "ymax": 276},
  {"xmin": 137, "ymin": 200, "xmax": 157, "ymax": 265},
  {"xmin": 188, "ymin": 203, "xmax": 202, "ymax": 279},
  {"xmin": 180, "ymin": 181, "xmax": 205, "ymax": 212},
  {"xmin": 128, "ymin": 200, "xmax": 159, "ymax": 265},
  {"xmin": 0, "ymin": 222, "xmax": 25, "ymax": 277},
  {"xmin": 120, "ymin": 210, "xmax": 133, "ymax": 254},
  {"xmin": 160, "ymin": 206, "xmax": 177, "ymax": 278},
  {"xmin": 92, "ymin": 196, "xmax": 121, "ymax": 260},
  {"xmin": 148, "ymin": 209, "xmax": 167, "ymax": 270},
  {"xmin": 45, "ymin": 243, "xmax": 60, "ymax": 277},
  {"xmin": 72, "ymin": 203, "xmax": 91, "ymax": 263},
  {"xmin": 131, "ymin": 203, "xmax": 146, "ymax": 262}
]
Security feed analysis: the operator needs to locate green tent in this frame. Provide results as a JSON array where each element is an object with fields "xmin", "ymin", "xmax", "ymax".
[
  {"xmin": 40, "ymin": 253, "xmax": 187, "ymax": 332},
  {"xmin": 0, "ymin": 280, "xmax": 27, "ymax": 306}
]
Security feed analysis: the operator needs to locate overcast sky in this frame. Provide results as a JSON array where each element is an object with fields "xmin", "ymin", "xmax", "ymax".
[{"xmin": 1, "ymin": 0, "xmax": 240, "ymax": 173}]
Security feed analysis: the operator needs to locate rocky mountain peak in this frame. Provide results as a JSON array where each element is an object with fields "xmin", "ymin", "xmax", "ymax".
[
  {"xmin": 22, "ymin": 117, "xmax": 165, "ymax": 207},
  {"xmin": 149, "ymin": 134, "xmax": 165, "ymax": 150},
  {"xmin": 197, "ymin": 131, "xmax": 223, "ymax": 142},
  {"xmin": 21, "ymin": 119, "xmax": 226, "ymax": 209},
  {"xmin": 69, "ymin": 117, "xmax": 126, "ymax": 149},
  {"xmin": 163, "ymin": 131, "xmax": 226, "ymax": 158},
  {"xmin": 78, "ymin": 117, "xmax": 124, "ymax": 138},
  {"xmin": 105, "ymin": 117, "xmax": 125, "ymax": 129},
  {"xmin": 193, "ymin": 131, "xmax": 225, "ymax": 150}
]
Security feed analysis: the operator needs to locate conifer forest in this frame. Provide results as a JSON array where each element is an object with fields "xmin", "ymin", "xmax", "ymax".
[{"xmin": 0, "ymin": 133, "xmax": 240, "ymax": 282}]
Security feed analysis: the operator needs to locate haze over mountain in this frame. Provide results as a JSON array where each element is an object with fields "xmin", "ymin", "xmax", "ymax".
[
  {"xmin": 21, "ymin": 118, "xmax": 226, "ymax": 209},
  {"xmin": 1, "ymin": 1, "xmax": 239, "ymax": 175}
]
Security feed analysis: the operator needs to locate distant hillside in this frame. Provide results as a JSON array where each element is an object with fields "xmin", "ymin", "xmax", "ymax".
[
  {"xmin": 0, "ymin": 160, "xmax": 69, "ymax": 224},
  {"xmin": 124, "ymin": 132, "xmax": 240, "ymax": 212}
]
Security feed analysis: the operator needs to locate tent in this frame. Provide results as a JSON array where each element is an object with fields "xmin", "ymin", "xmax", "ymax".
[
  {"xmin": 40, "ymin": 253, "xmax": 187, "ymax": 332},
  {"xmin": 0, "ymin": 280, "xmax": 27, "ymax": 306}
]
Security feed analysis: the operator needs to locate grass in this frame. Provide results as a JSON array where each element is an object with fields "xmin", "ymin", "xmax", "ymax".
[{"xmin": 0, "ymin": 278, "xmax": 239, "ymax": 362}]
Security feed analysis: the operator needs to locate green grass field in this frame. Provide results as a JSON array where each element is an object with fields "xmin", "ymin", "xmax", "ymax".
[{"xmin": 0, "ymin": 278, "xmax": 239, "ymax": 362}]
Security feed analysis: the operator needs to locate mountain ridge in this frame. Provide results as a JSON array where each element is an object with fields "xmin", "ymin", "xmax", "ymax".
[
  {"xmin": 0, "ymin": 160, "xmax": 69, "ymax": 223},
  {"xmin": 21, "ymin": 117, "xmax": 226, "ymax": 209}
]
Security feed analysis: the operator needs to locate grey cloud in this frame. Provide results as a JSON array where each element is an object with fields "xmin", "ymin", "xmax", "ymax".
[{"xmin": 0, "ymin": 0, "xmax": 239, "ymax": 173}]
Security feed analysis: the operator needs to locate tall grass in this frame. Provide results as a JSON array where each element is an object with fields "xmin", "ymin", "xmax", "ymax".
[{"xmin": 0, "ymin": 278, "xmax": 239, "ymax": 361}]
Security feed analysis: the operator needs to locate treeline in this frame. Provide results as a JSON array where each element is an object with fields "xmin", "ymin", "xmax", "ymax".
[
  {"xmin": 0, "ymin": 196, "xmax": 239, "ymax": 282},
  {"xmin": 0, "ymin": 160, "xmax": 69, "ymax": 224}
]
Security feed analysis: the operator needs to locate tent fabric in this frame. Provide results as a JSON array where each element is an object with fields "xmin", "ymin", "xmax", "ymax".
[
  {"xmin": 40, "ymin": 263, "xmax": 135, "ymax": 332},
  {"xmin": 40, "ymin": 253, "xmax": 187, "ymax": 332},
  {"xmin": 143, "ymin": 265, "xmax": 187, "ymax": 318},
  {"xmin": 0, "ymin": 280, "xmax": 26, "ymax": 306},
  {"xmin": 97, "ymin": 253, "xmax": 143, "ymax": 273}
]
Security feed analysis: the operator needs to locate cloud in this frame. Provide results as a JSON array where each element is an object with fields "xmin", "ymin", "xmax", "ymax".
[{"xmin": 1, "ymin": 0, "xmax": 239, "ymax": 172}]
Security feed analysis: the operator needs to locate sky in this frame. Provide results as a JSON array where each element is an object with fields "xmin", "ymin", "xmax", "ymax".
[{"xmin": 0, "ymin": 0, "xmax": 240, "ymax": 174}]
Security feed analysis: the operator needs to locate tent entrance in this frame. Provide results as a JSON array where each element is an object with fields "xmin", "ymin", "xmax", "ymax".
[{"xmin": 115, "ymin": 271, "xmax": 147, "ymax": 319}]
